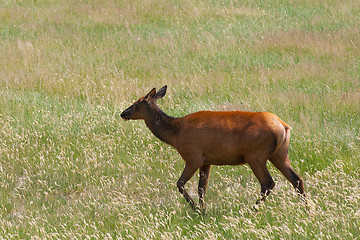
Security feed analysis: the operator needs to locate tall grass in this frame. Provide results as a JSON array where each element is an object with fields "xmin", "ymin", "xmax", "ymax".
[{"xmin": 0, "ymin": 0, "xmax": 359, "ymax": 238}]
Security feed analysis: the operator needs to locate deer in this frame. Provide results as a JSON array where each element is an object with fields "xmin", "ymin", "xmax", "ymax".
[{"xmin": 121, "ymin": 85, "xmax": 306, "ymax": 212}]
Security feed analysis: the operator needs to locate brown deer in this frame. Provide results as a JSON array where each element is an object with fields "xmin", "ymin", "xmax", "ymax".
[{"xmin": 121, "ymin": 85, "xmax": 306, "ymax": 211}]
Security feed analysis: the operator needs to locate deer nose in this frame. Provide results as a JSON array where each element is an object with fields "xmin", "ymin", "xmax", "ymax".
[
  {"xmin": 121, "ymin": 106, "xmax": 132, "ymax": 120},
  {"xmin": 120, "ymin": 111, "xmax": 129, "ymax": 120}
]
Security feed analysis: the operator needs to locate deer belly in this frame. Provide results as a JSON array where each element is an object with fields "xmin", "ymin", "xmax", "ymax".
[{"xmin": 203, "ymin": 151, "xmax": 246, "ymax": 165}]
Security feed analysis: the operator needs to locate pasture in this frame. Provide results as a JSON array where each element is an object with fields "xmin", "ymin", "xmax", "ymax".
[{"xmin": 0, "ymin": 0, "xmax": 359, "ymax": 238}]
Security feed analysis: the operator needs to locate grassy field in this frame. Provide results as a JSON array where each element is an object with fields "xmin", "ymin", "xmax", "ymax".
[{"xmin": 1, "ymin": 0, "xmax": 359, "ymax": 238}]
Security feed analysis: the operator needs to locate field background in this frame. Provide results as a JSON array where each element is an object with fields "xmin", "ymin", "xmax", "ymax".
[{"xmin": 1, "ymin": 0, "xmax": 359, "ymax": 239}]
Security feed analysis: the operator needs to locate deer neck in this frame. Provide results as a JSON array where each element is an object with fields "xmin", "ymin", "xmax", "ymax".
[{"xmin": 143, "ymin": 105, "xmax": 179, "ymax": 146}]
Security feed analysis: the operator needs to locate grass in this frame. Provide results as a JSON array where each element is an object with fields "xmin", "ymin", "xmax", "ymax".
[{"xmin": 0, "ymin": 0, "xmax": 359, "ymax": 238}]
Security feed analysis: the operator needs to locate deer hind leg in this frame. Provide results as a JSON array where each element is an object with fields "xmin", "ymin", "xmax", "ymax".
[
  {"xmin": 198, "ymin": 165, "xmax": 211, "ymax": 211},
  {"xmin": 177, "ymin": 162, "xmax": 200, "ymax": 210},
  {"xmin": 270, "ymin": 155, "xmax": 306, "ymax": 203},
  {"xmin": 247, "ymin": 159, "xmax": 275, "ymax": 205}
]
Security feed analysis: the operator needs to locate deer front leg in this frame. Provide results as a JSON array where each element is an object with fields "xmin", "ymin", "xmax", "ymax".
[
  {"xmin": 198, "ymin": 165, "xmax": 211, "ymax": 211},
  {"xmin": 177, "ymin": 163, "xmax": 199, "ymax": 210}
]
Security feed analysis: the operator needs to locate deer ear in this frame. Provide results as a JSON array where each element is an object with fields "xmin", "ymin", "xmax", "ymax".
[
  {"xmin": 154, "ymin": 85, "xmax": 167, "ymax": 100},
  {"xmin": 144, "ymin": 88, "xmax": 157, "ymax": 101}
]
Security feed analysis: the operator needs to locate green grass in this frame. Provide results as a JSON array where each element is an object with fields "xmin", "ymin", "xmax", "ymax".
[{"xmin": 0, "ymin": 0, "xmax": 359, "ymax": 238}]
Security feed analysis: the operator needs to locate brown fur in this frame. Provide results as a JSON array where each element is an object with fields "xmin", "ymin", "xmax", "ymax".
[{"xmin": 121, "ymin": 86, "xmax": 306, "ymax": 211}]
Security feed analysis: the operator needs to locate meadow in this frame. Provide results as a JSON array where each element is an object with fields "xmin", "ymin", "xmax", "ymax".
[{"xmin": 0, "ymin": 0, "xmax": 359, "ymax": 239}]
